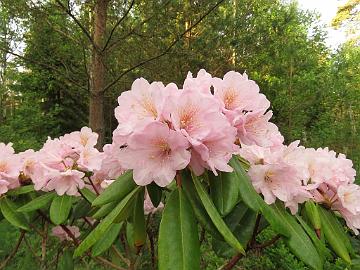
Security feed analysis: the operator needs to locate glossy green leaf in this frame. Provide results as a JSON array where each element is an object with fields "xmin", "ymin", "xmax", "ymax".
[
  {"xmin": 79, "ymin": 188, "xmax": 97, "ymax": 203},
  {"xmin": 50, "ymin": 195, "xmax": 72, "ymax": 225},
  {"xmin": 92, "ymin": 171, "xmax": 136, "ymax": 206},
  {"xmin": 209, "ymin": 171, "xmax": 240, "ymax": 216},
  {"xmin": 158, "ymin": 188, "xmax": 200, "ymax": 270},
  {"xmin": 72, "ymin": 200, "xmax": 92, "ymax": 219},
  {"xmin": 229, "ymin": 158, "xmax": 263, "ymax": 211},
  {"xmin": 318, "ymin": 207, "xmax": 352, "ymax": 263},
  {"xmin": 92, "ymin": 223, "xmax": 123, "ymax": 256},
  {"xmin": 271, "ymin": 203, "xmax": 323, "ymax": 270},
  {"xmin": 223, "ymin": 202, "xmax": 249, "ymax": 231},
  {"xmin": 192, "ymin": 174, "xmax": 245, "ymax": 254},
  {"xmin": 74, "ymin": 187, "xmax": 140, "ymax": 258},
  {"xmin": 147, "ymin": 182, "xmax": 162, "ymax": 207},
  {"xmin": 17, "ymin": 193, "xmax": 55, "ymax": 212},
  {"xmin": 133, "ymin": 190, "xmax": 146, "ymax": 248},
  {"xmin": 213, "ymin": 208, "xmax": 256, "ymax": 257},
  {"xmin": 58, "ymin": 249, "xmax": 74, "ymax": 270},
  {"xmin": 182, "ymin": 172, "xmax": 222, "ymax": 239},
  {"xmin": 296, "ymin": 215, "xmax": 330, "ymax": 261},
  {"xmin": 92, "ymin": 201, "xmax": 118, "ymax": 219},
  {"xmin": 0, "ymin": 197, "xmax": 30, "ymax": 230},
  {"xmin": 6, "ymin": 185, "xmax": 34, "ymax": 196}
]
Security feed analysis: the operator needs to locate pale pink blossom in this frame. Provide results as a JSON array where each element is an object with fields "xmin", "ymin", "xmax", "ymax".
[
  {"xmin": 0, "ymin": 143, "xmax": 21, "ymax": 191},
  {"xmin": 77, "ymin": 146, "xmax": 104, "ymax": 171},
  {"xmin": 234, "ymin": 111, "xmax": 283, "ymax": 147},
  {"xmin": 337, "ymin": 184, "xmax": 360, "ymax": 215},
  {"xmin": 169, "ymin": 89, "xmax": 224, "ymax": 145},
  {"xmin": 98, "ymin": 143, "xmax": 126, "ymax": 179},
  {"xmin": 114, "ymin": 78, "xmax": 174, "ymax": 140},
  {"xmin": 248, "ymin": 163, "xmax": 305, "ymax": 206},
  {"xmin": 46, "ymin": 169, "xmax": 85, "ymax": 196},
  {"xmin": 213, "ymin": 71, "xmax": 270, "ymax": 115},
  {"xmin": 52, "ymin": 225, "xmax": 80, "ymax": 241},
  {"xmin": 119, "ymin": 121, "xmax": 190, "ymax": 187},
  {"xmin": 183, "ymin": 69, "xmax": 213, "ymax": 95},
  {"xmin": 190, "ymin": 128, "xmax": 238, "ymax": 176},
  {"xmin": 62, "ymin": 127, "xmax": 98, "ymax": 150}
]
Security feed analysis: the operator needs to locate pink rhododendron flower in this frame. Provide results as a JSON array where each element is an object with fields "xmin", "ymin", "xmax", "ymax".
[
  {"xmin": 119, "ymin": 121, "xmax": 190, "ymax": 187},
  {"xmin": 234, "ymin": 111, "xmax": 283, "ymax": 147},
  {"xmin": 169, "ymin": 89, "xmax": 224, "ymax": 145},
  {"xmin": 46, "ymin": 169, "xmax": 85, "ymax": 196},
  {"xmin": 77, "ymin": 146, "xmax": 104, "ymax": 171},
  {"xmin": 337, "ymin": 184, "xmax": 360, "ymax": 215},
  {"xmin": 248, "ymin": 163, "xmax": 303, "ymax": 205},
  {"xmin": 0, "ymin": 143, "xmax": 21, "ymax": 193},
  {"xmin": 52, "ymin": 225, "xmax": 80, "ymax": 241},
  {"xmin": 183, "ymin": 69, "xmax": 213, "ymax": 95},
  {"xmin": 190, "ymin": 128, "xmax": 238, "ymax": 176},
  {"xmin": 213, "ymin": 71, "xmax": 270, "ymax": 114},
  {"xmin": 114, "ymin": 78, "xmax": 174, "ymax": 140},
  {"xmin": 62, "ymin": 126, "xmax": 98, "ymax": 150}
]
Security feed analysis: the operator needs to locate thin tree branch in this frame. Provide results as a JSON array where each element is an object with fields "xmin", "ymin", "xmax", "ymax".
[
  {"xmin": 102, "ymin": 0, "xmax": 135, "ymax": 52},
  {"xmin": 106, "ymin": 0, "xmax": 172, "ymax": 52},
  {"xmin": 95, "ymin": 256, "xmax": 128, "ymax": 270},
  {"xmin": 253, "ymin": 234, "xmax": 281, "ymax": 249},
  {"xmin": 0, "ymin": 230, "xmax": 26, "ymax": 269},
  {"xmin": 54, "ymin": 0, "xmax": 98, "ymax": 51},
  {"xmin": 103, "ymin": 0, "xmax": 226, "ymax": 93}
]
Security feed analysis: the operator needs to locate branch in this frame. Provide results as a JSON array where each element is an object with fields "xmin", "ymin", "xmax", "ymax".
[
  {"xmin": 102, "ymin": 0, "xmax": 135, "ymax": 52},
  {"xmin": 0, "ymin": 230, "xmax": 26, "ymax": 269},
  {"xmin": 221, "ymin": 253, "xmax": 244, "ymax": 270},
  {"xmin": 95, "ymin": 256, "xmax": 128, "ymax": 270},
  {"xmin": 0, "ymin": 47, "xmax": 88, "ymax": 91},
  {"xmin": 54, "ymin": 0, "xmax": 98, "ymax": 51},
  {"xmin": 103, "ymin": 0, "xmax": 226, "ymax": 93},
  {"xmin": 106, "ymin": 0, "xmax": 172, "ymax": 52},
  {"xmin": 253, "ymin": 234, "xmax": 281, "ymax": 249}
]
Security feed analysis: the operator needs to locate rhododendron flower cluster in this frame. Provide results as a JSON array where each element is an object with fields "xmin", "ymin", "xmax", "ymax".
[
  {"xmin": 111, "ymin": 70, "xmax": 283, "ymax": 187},
  {"xmin": 0, "ymin": 69, "xmax": 358, "ymax": 236}
]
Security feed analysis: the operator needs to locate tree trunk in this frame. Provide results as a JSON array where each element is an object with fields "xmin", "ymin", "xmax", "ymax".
[{"xmin": 89, "ymin": 0, "xmax": 109, "ymax": 148}]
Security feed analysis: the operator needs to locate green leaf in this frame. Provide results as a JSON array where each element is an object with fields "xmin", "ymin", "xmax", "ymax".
[
  {"xmin": 92, "ymin": 201, "xmax": 118, "ymax": 220},
  {"xmin": 158, "ymin": 188, "xmax": 200, "ymax": 270},
  {"xmin": 79, "ymin": 188, "xmax": 97, "ymax": 203},
  {"xmin": 92, "ymin": 223, "xmax": 123, "ymax": 257},
  {"xmin": 133, "ymin": 190, "xmax": 146, "ymax": 248},
  {"xmin": 229, "ymin": 158, "xmax": 263, "ymax": 212},
  {"xmin": 318, "ymin": 207, "xmax": 352, "ymax": 263},
  {"xmin": 223, "ymin": 202, "xmax": 249, "ymax": 231},
  {"xmin": 92, "ymin": 171, "xmax": 136, "ymax": 206},
  {"xmin": 58, "ymin": 249, "xmax": 74, "ymax": 270},
  {"xmin": 182, "ymin": 172, "xmax": 222, "ymax": 239},
  {"xmin": 50, "ymin": 195, "xmax": 73, "ymax": 225},
  {"xmin": 192, "ymin": 174, "xmax": 245, "ymax": 254},
  {"xmin": 213, "ymin": 207, "xmax": 257, "ymax": 258},
  {"xmin": 304, "ymin": 201, "xmax": 321, "ymax": 230},
  {"xmin": 271, "ymin": 203, "xmax": 323, "ymax": 270},
  {"xmin": 17, "ymin": 193, "xmax": 55, "ymax": 212},
  {"xmin": 6, "ymin": 185, "xmax": 34, "ymax": 196},
  {"xmin": 296, "ymin": 215, "xmax": 330, "ymax": 261},
  {"xmin": 0, "ymin": 197, "xmax": 30, "ymax": 230},
  {"xmin": 147, "ymin": 182, "xmax": 162, "ymax": 207},
  {"xmin": 74, "ymin": 187, "xmax": 140, "ymax": 258},
  {"xmin": 209, "ymin": 171, "xmax": 240, "ymax": 216},
  {"xmin": 72, "ymin": 200, "xmax": 92, "ymax": 219}
]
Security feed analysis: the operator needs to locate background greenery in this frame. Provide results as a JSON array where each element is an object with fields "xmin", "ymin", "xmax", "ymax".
[{"xmin": 0, "ymin": 0, "xmax": 359, "ymax": 269}]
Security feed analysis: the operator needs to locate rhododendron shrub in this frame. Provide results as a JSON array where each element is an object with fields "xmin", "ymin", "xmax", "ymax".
[{"xmin": 0, "ymin": 70, "xmax": 359, "ymax": 270}]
